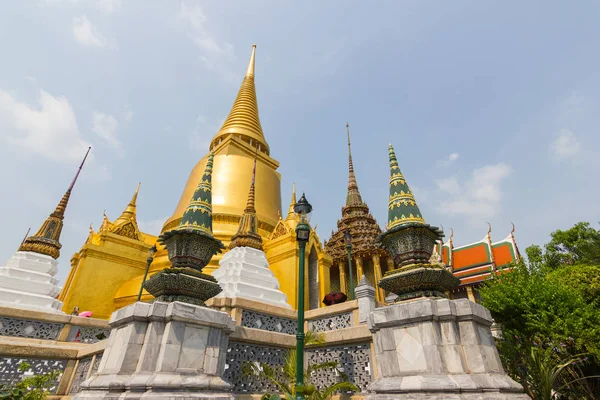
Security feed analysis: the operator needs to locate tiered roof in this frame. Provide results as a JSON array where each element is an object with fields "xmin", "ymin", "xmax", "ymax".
[{"xmin": 324, "ymin": 124, "xmax": 385, "ymax": 262}]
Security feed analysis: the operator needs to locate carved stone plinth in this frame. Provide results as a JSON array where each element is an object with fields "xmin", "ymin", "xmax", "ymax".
[
  {"xmin": 143, "ymin": 268, "xmax": 222, "ymax": 306},
  {"xmin": 73, "ymin": 301, "xmax": 235, "ymax": 400},
  {"xmin": 366, "ymin": 298, "xmax": 528, "ymax": 399}
]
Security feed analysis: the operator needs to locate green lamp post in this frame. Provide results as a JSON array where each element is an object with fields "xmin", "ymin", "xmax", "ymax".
[
  {"xmin": 137, "ymin": 244, "xmax": 157, "ymax": 301},
  {"xmin": 343, "ymin": 230, "xmax": 355, "ymax": 300},
  {"xmin": 294, "ymin": 193, "xmax": 312, "ymax": 399}
]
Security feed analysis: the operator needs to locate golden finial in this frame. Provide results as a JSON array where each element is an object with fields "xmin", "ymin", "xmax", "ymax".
[
  {"xmin": 246, "ymin": 44, "xmax": 257, "ymax": 77},
  {"xmin": 210, "ymin": 44, "xmax": 268, "ymax": 154},
  {"xmin": 487, "ymin": 222, "xmax": 492, "ymax": 235},
  {"xmin": 510, "ymin": 222, "xmax": 515, "ymax": 235},
  {"xmin": 450, "ymin": 228, "xmax": 454, "ymax": 241}
]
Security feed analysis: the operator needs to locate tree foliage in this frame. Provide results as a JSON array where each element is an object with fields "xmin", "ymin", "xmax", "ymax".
[
  {"xmin": 0, "ymin": 362, "xmax": 61, "ymax": 400},
  {"xmin": 479, "ymin": 221, "xmax": 600, "ymax": 398}
]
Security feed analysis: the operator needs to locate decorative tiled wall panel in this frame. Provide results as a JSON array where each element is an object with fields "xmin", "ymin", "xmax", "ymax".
[
  {"xmin": 68, "ymin": 357, "xmax": 92, "ymax": 394},
  {"xmin": 0, "ymin": 357, "xmax": 66, "ymax": 393},
  {"xmin": 0, "ymin": 317, "xmax": 63, "ymax": 340},
  {"xmin": 224, "ymin": 341, "xmax": 287, "ymax": 393},
  {"xmin": 241, "ymin": 310, "xmax": 296, "ymax": 335},
  {"xmin": 308, "ymin": 312, "xmax": 352, "ymax": 332},
  {"xmin": 306, "ymin": 342, "xmax": 372, "ymax": 392},
  {"xmin": 67, "ymin": 326, "xmax": 110, "ymax": 343}
]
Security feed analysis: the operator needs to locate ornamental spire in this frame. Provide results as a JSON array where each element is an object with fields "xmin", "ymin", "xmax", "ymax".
[
  {"xmin": 229, "ymin": 152, "xmax": 262, "ymax": 250},
  {"xmin": 19, "ymin": 147, "xmax": 91, "ymax": 259},
  {"xmin": 387, "ymin": 143, "xmax": 424, "ymax": 230},
  {"xmin": 285, "ymin": 183, "xmax": 297, "ymax": 222},
  {"xmin": 178, "ymin": 152, "xmax": 216, "ymax": 236},
  {"xmin": 345, "ymin": 123, "xmax": 363, "ymax": 206},
  {"xmin": 113, "ymin": 182, "xmax": 140, "ymax": 225},
  {"xmin": 210, "ymin": 44, "xmax": 269, "ymax": 154}
]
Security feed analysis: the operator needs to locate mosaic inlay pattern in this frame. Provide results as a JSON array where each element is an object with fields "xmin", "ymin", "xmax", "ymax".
[
  {"xmin": 0, "ymin": 317, "xmax": 63, "ymax": 340},
  {"xmin": 309, "ymin": 312, "xmax": 352, "ymax": 332},
  {"xmin": 224, "ymin": 341, "xmax": 287, "ymax": 393},
  {"xmin": 306, "ymin": 343, "xmax": 372, "ymax": 392},
  {"xmin": 0, "ymin": 357, "xmax": 66, "ymax": 394},
  {"xmin": 68, "ymin": 357, "xmax": 92, "ymax": 394},
  {"xmin": 241, "ymin": 310, "xmax": 296, "ymax": 335},
  {"xmin": 67, "ymin": 326, "xmax": 110, "ymax": 344}
]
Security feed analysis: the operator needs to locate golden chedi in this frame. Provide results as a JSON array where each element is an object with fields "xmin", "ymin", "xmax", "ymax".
[{"xmin": 113, "ymin": 45, "xmax": 283, "ymax": 305}]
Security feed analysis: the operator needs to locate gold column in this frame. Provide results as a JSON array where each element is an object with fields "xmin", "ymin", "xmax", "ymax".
[
  {"xmin": 372, "ymin": 254, "xmax": 384, "ymax": 303},
  {"xmin": 466, "ymin": 286, "xmax": 476, "ymax": 303},
  {"xmin": 386, "ymin": 257, "xmax": 395, "ymax": 272},
  {"xmin": 356, "ymin": 257, "xmax": 364, "ymax": 282},
  {"xmin": 339, "ymin": 260, "xmax": 347, "ymax": 294}
]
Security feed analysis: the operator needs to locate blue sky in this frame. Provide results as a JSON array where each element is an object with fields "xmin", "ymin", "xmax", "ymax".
[{"xmin": 1, "ymin": 1, "xmax": 599, "ymax": 284}]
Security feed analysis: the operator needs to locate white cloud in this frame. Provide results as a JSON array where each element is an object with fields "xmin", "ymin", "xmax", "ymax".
[
  {"xmin": 177, "ymin": 3, "xmax": 234, "ymax": 72},
  {"xmin": 551, "ymin": 129, "xmax": 581, "ymax": 159},
  {"xmin": 0, "ymin": 89, "xmax": 91, "ymax": 163},
  {"xmin": 138, "ymin": 217, "xmax": 168, "ymax": 235},
  {"xmin": 72, "ymin": 15, "xmax": 107, "ymax": 47},
  {"xmin": 437, "ymin": 163, "xmax": 512, "ymax": 220},
  {"xmin": 92, "ymin": 112, "xmax": 123, "ymax": 155},
  {"xmin": 448, "ymin": 152, "xmax": 459, "ymax": 162}
]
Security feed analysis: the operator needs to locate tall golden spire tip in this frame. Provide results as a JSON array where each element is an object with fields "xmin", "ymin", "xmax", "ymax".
[{"xmin": 246, "ymin": 44, "xmax": 256, "ymax": 77}]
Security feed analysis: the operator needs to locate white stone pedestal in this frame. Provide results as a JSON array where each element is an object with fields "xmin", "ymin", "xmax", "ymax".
[
  {"xmin": 0, "ymin": 251, "xmax": 64, "ymax": 313},
  {"xmin": 73, "ymin": 301, "xmax": 236, "ymax": 400},
  {"xmin": 367, "ymin": 298, "xmax": 528, "ymax": 399},
  {"xmin": 213, "ymin": 246, "xmax": 291, "ymax": 309}
]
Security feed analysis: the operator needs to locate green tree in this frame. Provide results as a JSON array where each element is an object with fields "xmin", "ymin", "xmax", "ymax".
[
  {"xmin": 479, "ymin": 221, "xmax": 600, "ymax": 398},
  {"xmin": 244, "ymin": 331, "xmax": 359, "ymax": 400},
  {"xmin": 0, "ymin": 362, "xmax": 61, "ymax": 400}
]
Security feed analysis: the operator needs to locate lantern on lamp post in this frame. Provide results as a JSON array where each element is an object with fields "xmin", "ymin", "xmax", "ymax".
[{"xmin": 293, "ymin": 193, "xmax": 312, "ymax": 399}]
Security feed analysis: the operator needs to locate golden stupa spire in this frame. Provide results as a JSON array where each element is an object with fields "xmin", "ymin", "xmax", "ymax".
[
  {"xmin": 285, "ymin": 183, "xmax": 297, "ymax": 222},
  {"xmin": 210, "ymin": 44, "xmax": 269, "ymax": 154},
  {"xmin": 113, "ymin": 182, "xmax": 140, "ymax": 224},
  {"xmin": 345, "ymin": 123, "xmax": 363, "ymax": 206},
  {"xmin": 19, "ymin": 146, "xmax": 91, "ymax": 259},
  {"xmin": 109, "ymin": 182, "xmax": 143, "ymax": 240},
  {"xmin": 229, "ymin": 152, "xmax": 262, "ymax": 250}
]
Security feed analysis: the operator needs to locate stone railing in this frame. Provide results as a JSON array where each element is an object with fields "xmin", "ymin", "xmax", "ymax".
[
  {"xmin": 0, "ymin": 306, "xmax": 108, "ymax": 398},
  {"xmin": 208, "ymin": 297, "xmax": 374, "ymax": 397},
  {"xmin": 0, "ymin": 283, "xmax": 378, "ymax": 399}
]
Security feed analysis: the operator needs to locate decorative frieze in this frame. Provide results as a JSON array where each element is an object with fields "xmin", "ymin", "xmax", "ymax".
[
  {"xmin": 224, "ymin": 341, "xmax": 287, "ymax": 393},
  {"xmin": 69, "ymin": 357, "xmax": 92, "ymax": 394},
  {"xmin": 67, "ymin": 326, "xmax": 110, "ymax": 344},
  {"xmin": 0, "ymin": 357, "xmax": 66, "ymax": 393},
  {"xmin": 241, "ymin": 310, "xmax": 296, "ymax": 335},
  {"xmin": 309, "ymin": 312, "xmax": 352, "ymax": 332},
  {"xmin": 306, "ymin": 343, "xmax": 372, "ymax": 392},
  {"xmin": 0, "ymin": 317, "xmax": 63, "ymax": 340}
]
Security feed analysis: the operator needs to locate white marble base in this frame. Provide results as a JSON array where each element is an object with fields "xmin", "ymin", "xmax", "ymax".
[
  {"xmin": 73, "ymin": 301, "xmax": 235, "ymax": 400},
  {"xmin": 213, "ymin": 247, "xmax": 291, "ymax": 309},
  {"xmin": 367, "ymin": 298, "xmax": 528, "ymax": 399},
  {"xmin": 0, "ymin": 251, "xmax": 64, "ymax": 313}
]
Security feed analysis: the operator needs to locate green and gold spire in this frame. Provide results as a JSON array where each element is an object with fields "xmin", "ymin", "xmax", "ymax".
[
  {"xmin": 229, "ymin": 154, "xmax": 262, "ymax": 250},
  {"xmin": 387, "ymin": 143, "xmax": 424, "ymax": 230},
  {"xmin": 178, "ymin": 152, "xmax": 216, "ymax": 236},
  {"xmin": 19, "ymin": 147, "xmax": 91, "ymax": 259}
]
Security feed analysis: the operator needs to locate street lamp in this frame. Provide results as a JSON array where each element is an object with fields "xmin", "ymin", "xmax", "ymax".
[
  {"xmin": 137, "ymin": 245, "xmax": 157, "ymax": 301},
  {"xmin": 293, "ymin": 193, "xmax": 312, "ymax": 399},
  {"xmin": 344, "ymin": 230, "xmax": 355, "ymax": 300}
]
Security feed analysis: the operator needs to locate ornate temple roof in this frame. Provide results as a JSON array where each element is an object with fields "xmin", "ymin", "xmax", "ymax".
[
  {"xmin": 229, "ymin": 155, "xmax": 263, "ymax": 250},
  {"xmin": 324, "ymin": 124, "xmax": 385, "ymax": 262},
  {"xmin": 437, "ymin": 225, "xmax": 521, "ymax": 287},
  {"xmin": 19, "ymin": 147, "xmax": 90, "ymax": 259},
  {"xmin": 106, "ymin": 183, "xmax": 143, "ymax": 241},
  {"xmin": 178, "ymin": 152, "xmax": 216, "ymax": 236},
  {"xmin": 209, "ymin": 45, "xmax": 269, "ymax": 155}
]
